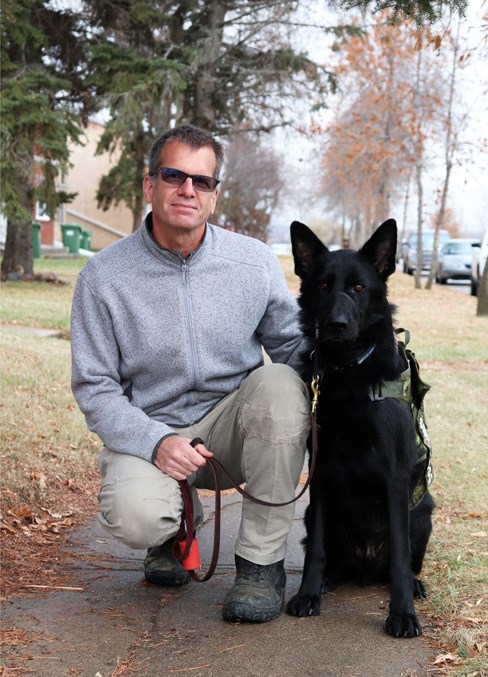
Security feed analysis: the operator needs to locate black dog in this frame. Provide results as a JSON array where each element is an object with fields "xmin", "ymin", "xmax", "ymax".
[{"xmin": 287, "ymin": 219, "xmax": 434, "ymax": 638}]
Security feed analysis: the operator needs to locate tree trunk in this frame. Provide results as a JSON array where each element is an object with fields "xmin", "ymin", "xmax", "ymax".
[
  {"xmin": 476, "ymin": 263, "xmax": 488, "ymax": 316},
  {"xmin": 425, "ymin": 20, "xmax": 460, "ymax": 290},
  {"xmin": 375, "ymin": 48, "xmax": 394, "ymax": 226},
  {"xmin": 1, "ymin": 220, "xmax": 34, "ymax": 277},
  {"xmin": 1, "ymin": 179, "xmax": 35, "ymax": 277},
  {"xmin": 400, "ymin": 171, "xmax": 412, "ymax": 242},
  {"xmin": 131, "ymin": 144, "xmax": 147, "ymax": 232},
  {"xmin": 131, "ymin": 192, "xmax": 145, "ymax": 232},
  {"xmin": 413, "ymin": 37, "xmax": 424, "ymax": 290},
  {"xmin": 424, "ymin": 154, "xmax": 452, "ymax": 290},
  {"xmin": 414, "ymin": 153, "xmax": 424, "ymax": 290},
  {"xmin": 188, "ymin": 0, "xmax": 226, "ymax": 129}
]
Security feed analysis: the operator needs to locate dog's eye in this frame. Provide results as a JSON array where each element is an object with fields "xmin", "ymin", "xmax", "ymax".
[
  {"xmin": 319, "ymin": 282, "xmax": 328, "ymax": 290},
  {"xmin": 353, "ymin": 284, "xmax": 365, "ymax": 293}
]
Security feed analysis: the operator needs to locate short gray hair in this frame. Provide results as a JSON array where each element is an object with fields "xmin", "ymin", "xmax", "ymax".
[{"xmin": 148, "ymin": 125, "xmax": 224, "ymax": 179}]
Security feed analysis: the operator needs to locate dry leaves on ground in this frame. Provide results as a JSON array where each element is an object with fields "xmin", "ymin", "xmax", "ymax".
[{"xmin": 0, "ymin": 472, "xmax": 99, "ymax": 600}]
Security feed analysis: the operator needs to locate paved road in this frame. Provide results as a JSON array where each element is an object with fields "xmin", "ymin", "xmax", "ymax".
[
  {"xmin": 438, "ymin": 280, "xmax": 471, "ymax": 295},
  {"xmin": 2, "ymin": 491, "xmax": 437, "ymax": 676},
  {"xmin": 397, "ymin": 261, "xmax": 471, "ymax": 295}
]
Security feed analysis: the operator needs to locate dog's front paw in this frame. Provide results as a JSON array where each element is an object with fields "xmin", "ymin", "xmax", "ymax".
[
  {"xmin": 286, "ymin": 592, "xmax": 321, "ymax": 617},
  {"xmin": 413, "ymin": 577, "xmax": 427, "ymax": 599},
  {"xmin": 385, "ymin": 612, "xmax": 422, "ymax": 638}
]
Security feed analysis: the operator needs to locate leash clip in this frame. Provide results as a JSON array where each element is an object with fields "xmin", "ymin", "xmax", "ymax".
[{"xmin": 311, "ymin": 375, "xmax": 320, "ymax": 414}]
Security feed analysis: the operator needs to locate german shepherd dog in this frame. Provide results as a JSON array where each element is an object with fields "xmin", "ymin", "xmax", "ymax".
[{"xmin": 287, "ymin": 219, "xmax": 434, "ymax": 637}]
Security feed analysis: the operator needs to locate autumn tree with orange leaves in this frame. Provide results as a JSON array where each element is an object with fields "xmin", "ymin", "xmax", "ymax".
[{"xmin": 319, "ymin": 14, "xmax": 445, "ymax": 248}]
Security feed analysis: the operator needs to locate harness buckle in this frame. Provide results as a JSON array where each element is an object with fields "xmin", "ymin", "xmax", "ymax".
[{"xmin": 311, "ymin": 376, "xmax": 320, "ymax": 414}]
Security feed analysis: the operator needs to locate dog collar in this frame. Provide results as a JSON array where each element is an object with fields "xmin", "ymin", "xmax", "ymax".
[
  {"xmin": 310, "ymin": 343, "xmax": 377, "ymax": 380},
  {"xmin": 328, "ymin": 343, "xmax": 376, "ymax": 372},
  {"xmin": 355, "ymin": 343, "xmax": 377, "ymax": 366}
]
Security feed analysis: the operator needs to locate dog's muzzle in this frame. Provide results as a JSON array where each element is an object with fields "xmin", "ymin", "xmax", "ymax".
[{"xmin": 318, "ymin": 292, "xmax": 360, "ymax": 342}]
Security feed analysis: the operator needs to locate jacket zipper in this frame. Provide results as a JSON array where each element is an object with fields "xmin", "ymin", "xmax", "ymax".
[{"xmin": 181, "ymin": 257, "xmax": 198, "ymax": 401}]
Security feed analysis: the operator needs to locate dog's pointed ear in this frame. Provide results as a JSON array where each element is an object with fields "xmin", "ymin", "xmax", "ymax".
[
  {"xmin": 359, "ymin": 219, "xmax": 397, "ymax": 279},
  {"xmin": 290, "ymin": 221, "xmax": 326, "ymax": 279}
]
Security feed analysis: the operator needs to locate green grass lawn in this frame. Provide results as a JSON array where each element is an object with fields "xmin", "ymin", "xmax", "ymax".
[{"xmin": 0, "ymin": 256, "xmax": 88, "ymax": 334}]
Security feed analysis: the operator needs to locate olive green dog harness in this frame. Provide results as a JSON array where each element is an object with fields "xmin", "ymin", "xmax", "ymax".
[{"xmin": 369, "ymin": 329, "xmax": 434, "ymax": 509}]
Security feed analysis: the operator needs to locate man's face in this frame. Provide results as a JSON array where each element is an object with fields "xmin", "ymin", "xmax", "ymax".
[{"xmin": 143, "ymin": 140, "xmax": 219, "ymax": 243}]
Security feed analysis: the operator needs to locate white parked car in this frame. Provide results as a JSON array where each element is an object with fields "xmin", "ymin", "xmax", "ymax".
[
  {"xmin": 470, "ymin": 230, "xmax": 488, "ymax": 297},
  {"xmin": 435, "ymin": 238, "xmax": 480, "ymax": 284}
]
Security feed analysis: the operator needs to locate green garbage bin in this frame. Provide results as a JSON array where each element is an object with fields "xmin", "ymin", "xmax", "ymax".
[
  {"xmin": 32, "ymin": 221, "xmax": 42, "ymax": 259},
  {"xmin": 61, "ymin": 224, "xmax": 83, "ymax": 254},
  {"xmin": 81, "ymin": 230, "xmax": 93, "ymax": 251}
]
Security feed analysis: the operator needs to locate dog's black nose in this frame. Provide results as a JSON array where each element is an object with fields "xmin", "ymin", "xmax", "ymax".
[{"xmin": 327, "ymin": 316, "xmax": 348, "ymax": 333}]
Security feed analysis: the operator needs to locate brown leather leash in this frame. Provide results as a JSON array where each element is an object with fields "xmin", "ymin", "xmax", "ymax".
[{"xmin": 173, "ymin": 396, "xmax": 319, "ymax": 582}]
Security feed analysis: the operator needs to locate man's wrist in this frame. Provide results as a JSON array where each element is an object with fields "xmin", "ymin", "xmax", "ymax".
[{"xmin": 151, "ymin": 432, "xmax": 178, "ymax": 465}]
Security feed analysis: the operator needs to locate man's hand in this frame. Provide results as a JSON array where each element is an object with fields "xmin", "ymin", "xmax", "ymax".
[{"xmin": 154, "ymin": 436, "xmax": 213, "ymax": 481}]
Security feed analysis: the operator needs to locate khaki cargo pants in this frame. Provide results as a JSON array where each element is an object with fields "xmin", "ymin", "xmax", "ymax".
[{"xmin": 97, "ymin": 364, "xmax": 310, "ymax": 565}]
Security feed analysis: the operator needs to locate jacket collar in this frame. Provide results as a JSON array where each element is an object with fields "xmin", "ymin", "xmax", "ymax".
[{"xmin": 140, "ymin": 214, "xmax": 209, "ymax": 264}]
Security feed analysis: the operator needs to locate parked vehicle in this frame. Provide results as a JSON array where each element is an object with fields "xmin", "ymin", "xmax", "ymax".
[
  {"xmin": 402, "ymin": 229, "xmax": 450, "ymax": 275},
  {"xmin": 470, "ymin": 230, "xmax": 488, "ymax": 297},
  {"xmin": 396, "ymin": 236, "xmax": 411, "ymax": 263},
  {"xmin": 435, "ymin": 238, "xmax": 480, "ymax": 284}
]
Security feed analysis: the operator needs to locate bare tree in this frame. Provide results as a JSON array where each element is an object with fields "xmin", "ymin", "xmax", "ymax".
[
  {"xmin": 318, "ymin": 15, "xmax": 439, "ymax": 246},
  {"xmin": 213, "ymin": 132, "xmax": 285, "ymax": 242},
  {"xmin": 413, "ymin": 30, "xmax": 426, "ymax": 290},
  {"xmin": 425, "ymin": 18, "xmax": 466, "ymax": 289}
]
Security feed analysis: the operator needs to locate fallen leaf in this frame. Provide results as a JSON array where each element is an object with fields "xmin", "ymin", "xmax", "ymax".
[
  {"xmin": 12, "ymin": 508, "xmax": 33, "ymax": 518},
  {"xmin": 44, "ymin": 509, "xmax": 74, "ymax": 519},
  {"xmin": 30, "ymin": 471, "xmax": 47, "ymax": 490},
  {"xmin": 433, "ymin": 653, "xmax": 460, "ymax": 665},
  {"xmin": 0, "ymin": 520, "xmax": 16, "ymax": 534}
]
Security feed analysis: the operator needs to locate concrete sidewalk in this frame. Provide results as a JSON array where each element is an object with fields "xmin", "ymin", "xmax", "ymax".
[{"xmin": 1, "ymin": 490, "xmax": 436, "ymax": 676}]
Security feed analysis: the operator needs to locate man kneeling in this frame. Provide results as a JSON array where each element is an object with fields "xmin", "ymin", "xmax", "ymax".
[{"xmin": 70, "ymin": 125, "xmax": 309, "ymax": 622}]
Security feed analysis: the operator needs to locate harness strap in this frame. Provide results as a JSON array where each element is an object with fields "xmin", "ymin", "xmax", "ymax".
[{"xmin": 369, "ymin": 328, "xmax": 434, "ymax": 509}]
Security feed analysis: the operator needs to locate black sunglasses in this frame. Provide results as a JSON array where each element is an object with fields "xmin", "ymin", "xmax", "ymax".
[{"xmin": 151, "ymin": 167, "xmax": 220, "ymax": 193}]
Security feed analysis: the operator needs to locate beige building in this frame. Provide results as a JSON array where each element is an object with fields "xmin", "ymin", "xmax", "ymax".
[{"xmin": 57, "ymin": 120, "xmax": 138, "ymax": 251}]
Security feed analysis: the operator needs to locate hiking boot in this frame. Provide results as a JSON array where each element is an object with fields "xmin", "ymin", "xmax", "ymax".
[
  {"xmin": 222, "ymin": 555, "xmax": 286, "ymax": 623},
  {"xmin": 144, "ymin": 540, "xmax": 191, "ymax": 587}
]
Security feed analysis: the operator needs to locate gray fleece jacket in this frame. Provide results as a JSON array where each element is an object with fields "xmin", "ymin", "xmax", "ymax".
[{"xmin": 70, "ymin": 216, "xmax": 305, "ymax": 463}]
